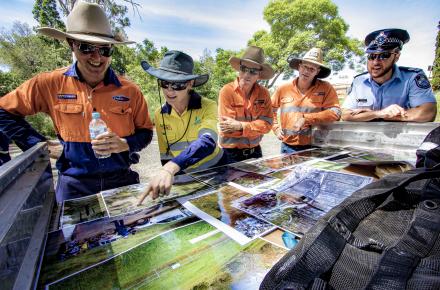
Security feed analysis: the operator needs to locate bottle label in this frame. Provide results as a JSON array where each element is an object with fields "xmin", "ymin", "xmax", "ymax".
[{"xmin": 89, "ymin": 125, "xmax": 107, "ymax": 139}]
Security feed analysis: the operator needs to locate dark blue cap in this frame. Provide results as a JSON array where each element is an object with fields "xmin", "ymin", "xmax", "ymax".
[{"xmin": 365, "ymin": 28, "xmax": 410, "ymax": 53}]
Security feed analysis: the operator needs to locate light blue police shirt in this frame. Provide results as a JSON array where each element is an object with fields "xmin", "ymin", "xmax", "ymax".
[{"xmin": 342, "ymin": 65, "xmax": 436, "ymax": 110}]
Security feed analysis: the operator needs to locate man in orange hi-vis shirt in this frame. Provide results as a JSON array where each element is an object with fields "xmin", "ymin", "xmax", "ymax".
[
  {"xmin": 218, "ymin": 46, "xmax": 275, "ymax": 163},
  {"xmin": 0, "ymin": 2, "xmax": 153, "ymax": 201},
  {"xmin": 272, "ymin": 48, "xmax": 341, "ymax": 154}
]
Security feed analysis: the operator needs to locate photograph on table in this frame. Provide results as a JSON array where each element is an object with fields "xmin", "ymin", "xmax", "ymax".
[
  {"xmin": 39, "ymin": 201, "xmax": 198, "ymax": 286},
  {"xmin": 274, "ymin": 165, "xmax": 373, "ymax": 197},
  {"xmin": 229, "ymin": 171, "xmax": 277, "ymax": 189},
  {"xmin": 45, "ymin": 221, "xmax": 287, "ymax": 290},
  {"xmin": 188, "ymin": 166, "xmax": 254, "ymax": 188},
  {"xmin": 102, "ymin": 176, "xmax": 209, "ymax": 217},
  {"xmin": 181, "ymin": 185, "xmax": 275, "ymax": 244},
  {"xmin": 232, "ymin": 190, "xmax": 325, "ymax": 236},
  {"xmin": 61, "ymin": 194, "xmax": 108, "ymax": 228},
  {"xmin": 293, "ymin": 146, "xmax": 349, "ymax": 159},
  {"xmin": 305, "ymin": 159, "xmax": 349, "ymax": 171},
  {"xmin": 252, "ymin": 153, "xmax": 311, "ymax": 170},
  {"xmin": 227, "ymin": 161, "xmax": 273, "ymax": 175}
]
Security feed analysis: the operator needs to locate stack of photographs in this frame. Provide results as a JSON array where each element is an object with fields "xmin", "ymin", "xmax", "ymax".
[{"xmin": 231, "ymin": 165, "xmax": 373, "ymax": 235}]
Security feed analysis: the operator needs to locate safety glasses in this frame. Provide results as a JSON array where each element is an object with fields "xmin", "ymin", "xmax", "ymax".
[
  {"xmin": 75, "ymin": 42, "xmax": 114, "ymax": 57},
  {"xmin": 367, "ymin": 52, "xmax": 396, "ymax": 61},
  {"xmin": 159, "ymin": 80, "xmax": 188, "ymax": 91},
  {"xmin": 239, "ymin": 65, "xmax": 261, "ymax": 75}
]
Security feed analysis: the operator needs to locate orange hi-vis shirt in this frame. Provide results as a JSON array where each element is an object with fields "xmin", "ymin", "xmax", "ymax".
[
  {"xmin": 271, "ymin": 78, "xmax": 341, "ymax": 146},
  {"xmin": 218, "ymin": 78, "xmax": 273, "ymax": 149},
  {"xmin": 0, "ymin": 64, "xmax": 153, "ymax": 177},
  {"xmin": 0, "ymin": 66, "xmax": 153, "ymax": 142}
]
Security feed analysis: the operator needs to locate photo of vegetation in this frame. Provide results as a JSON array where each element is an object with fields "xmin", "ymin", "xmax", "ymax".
[
  {"xmin": 228, "ymin": 161, "xmax": 273, "ymax": 175},
  {"xmin": 253, "ymin": 154, "xmax": 311, "ymax": 170},
  {"xmin": 102, "ymin": 177, "xmax": 210, "ymax": 217},
  {"xmin": 294, "ymin": 147, "xmax": 348, "ymax": 159},
  {"xmin": 47, "ymin": 221, "xmax": 287, "ymax": 290},
  {"xmin": 187, "ymin": 185, "xmax": 274, "ymax": 241},
  {"xmin": 39, "ymin": 202, "xmax": 198, "ymax": 286},
  {"xmin": 307, "ymin": 160, "xmax": 349, "ymax": 171},
  {"xmin": 61, "ymin": 194, "xmax": 108, "ymax": 228},
  {"xmin": 232, "ymin": 190, "xmax": 325, "ymax": 236},
  {"xmin": 231, "ymin": 171, "xmax": 277, "ymax": 188}
]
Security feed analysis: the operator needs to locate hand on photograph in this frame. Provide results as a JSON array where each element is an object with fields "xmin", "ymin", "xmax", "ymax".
[
  {"xmin": 218, "ymin": 116, "xmax": 243, "ymax": 133},
  {"xmin": 91, "ymin": 131, "xmax": 129, "ymax": 155},
  {"xmin": 378, "ymin": 104, "xmax": 407, "ymax": 119},
  {"xmin": 137, "ymin": 161, "xmax": 180, "ymax": 204},
  {"xmin": 47, "ymin": 139, "xmax": 63, "ymax": 159}
]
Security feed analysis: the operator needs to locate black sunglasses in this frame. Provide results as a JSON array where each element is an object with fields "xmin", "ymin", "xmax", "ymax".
[
  {"xmin": 367, "ymin": 52, "xmax": 395, "ymax": 61},
  {"xmin": 75, "ymin": 42, "xmax": 114, "ymax": 57},
  {"xmin": 239, "ymin": 65, "xmax": 262, "ymax": 75},
  {"xmin": 159, "ymin": 80, "xmax": 188, "ymax": 91}
]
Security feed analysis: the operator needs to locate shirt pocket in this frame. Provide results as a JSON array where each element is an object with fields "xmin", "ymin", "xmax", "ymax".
[
  {"xmin": 108, "ymin": 105, "xmax": 134, "ymax": 136},
  {"xmin": 53, "ymin": 103, "xmax": 85, "ymax": 139}
]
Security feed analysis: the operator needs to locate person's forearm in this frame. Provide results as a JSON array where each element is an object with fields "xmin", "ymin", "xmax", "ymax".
[
  {"xmin": 341, "ymin": 110, "xmax": 380, "ymax": 122},
  {"xmin": 124, "ymin": 128, "xmax": 153, "ymax": 152},
  {"xmin": 0, "ymin": 109, "xmax": 47, "ymax": 150},
  {"xmin": 384, "ymin": 107, "xmax": 437, "ymax": 122},
  {"xmin": 171, "ymin": 134, "xmax": 216, "ymax": 170}
]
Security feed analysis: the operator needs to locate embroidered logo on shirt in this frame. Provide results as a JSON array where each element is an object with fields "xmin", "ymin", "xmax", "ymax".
[
  {"xmin": 160, "ymin": 124, "xmax": 172, "ymax": 131},
  {"xmin": 414, "ymin": 73, "xmax": 431, "ymax": 89},
  {"xmin": 194, "ymin": 116, "xmax": 202, "ymax": 125},
  {"xmin": 112, "ymin": 95, "xmax": 130, "ymax": 102},
  {"xmin": 313, "ymin": 92, "xmax": 325, "ymax": 96},
  {"xmin": 57, "ymin": 94, "xmax": 77, "ymax": 100}
]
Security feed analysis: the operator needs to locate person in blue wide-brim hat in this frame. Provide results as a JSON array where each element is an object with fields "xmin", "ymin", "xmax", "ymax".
[{"xmin": 138, "ymin": 50, "xmax": 226, "ymax": 204}]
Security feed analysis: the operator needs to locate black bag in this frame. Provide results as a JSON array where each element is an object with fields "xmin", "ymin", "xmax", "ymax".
[{"xmin": 260, "ymin": 166, "xmax": 440, "ymax": 290}]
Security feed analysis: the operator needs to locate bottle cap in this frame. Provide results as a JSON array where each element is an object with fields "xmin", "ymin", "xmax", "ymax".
[{"xmin": 92, "ymin": 112, "xmax": 101, "ymax": 119}]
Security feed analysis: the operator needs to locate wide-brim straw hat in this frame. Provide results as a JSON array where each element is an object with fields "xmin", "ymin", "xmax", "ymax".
[
  {"xmin": 288, "ymin": 47, "xmax": 331, "ymax": 79},
  {"xmin": 141, "ymin": 50, "xmax": 209, "ymax": 87},
  {"xmin": 229, "ymin": 46, "xmax": 275, "ymax": 80},
  {"xmin": 37, "ymin": 1, "xmax": 134, "ymax": 45}
]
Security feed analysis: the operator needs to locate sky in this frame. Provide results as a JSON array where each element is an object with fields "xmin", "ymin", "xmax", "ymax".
[{"xmin": 0, "ymin": 0, "xmax": 438, "ymax": 83}]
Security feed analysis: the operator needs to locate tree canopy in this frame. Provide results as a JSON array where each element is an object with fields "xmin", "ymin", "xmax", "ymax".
[
  {"xmin": 432, "ymin": 21, "xmax": 440, "ymax": 91},
  {"xmin": 249, "ymin": 0, "xmax": 364, "ymax": 88}
]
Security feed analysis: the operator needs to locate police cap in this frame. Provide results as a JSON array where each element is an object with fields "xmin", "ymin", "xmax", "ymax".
[{"xmin": 365, "ymin": 28, "xmax": 410, "ymax": 53}]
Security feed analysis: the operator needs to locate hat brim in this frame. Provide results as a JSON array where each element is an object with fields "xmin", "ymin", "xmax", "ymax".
[
  {"xmin": 37, "ymin": 27, "xmax": 135, "ymax": 45},
  {"xmin": 229, "ymin": 57, "xmax": 275, "ymax": 80},
  {"xmin": 141, "ymin": 61, "xmax": 208, "ymax": 87},
  {"xmin": 289, "ymin": 58, "xmax": 331, "ymax": 79}
]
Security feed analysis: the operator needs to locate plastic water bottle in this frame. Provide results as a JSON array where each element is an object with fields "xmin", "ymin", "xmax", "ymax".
[{"xmin": 89, "ymin": 112, "xmax": 111, "ymax": 159}]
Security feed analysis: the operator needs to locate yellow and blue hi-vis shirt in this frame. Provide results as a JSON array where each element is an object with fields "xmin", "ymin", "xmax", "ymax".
[{"xmin": 155, "ymin": 91, "xmax": 223, "ymax": 172}]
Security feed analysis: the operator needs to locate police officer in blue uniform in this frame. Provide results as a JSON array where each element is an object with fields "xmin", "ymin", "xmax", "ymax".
[{"xmin": 342, "ymin": 28, "xmax": 436, "ymax": 122}]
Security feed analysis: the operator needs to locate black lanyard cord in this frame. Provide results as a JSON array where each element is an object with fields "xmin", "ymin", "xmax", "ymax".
[{"xmin": 157, "ymin": 82, "xmax": 194, "ymax": 155}]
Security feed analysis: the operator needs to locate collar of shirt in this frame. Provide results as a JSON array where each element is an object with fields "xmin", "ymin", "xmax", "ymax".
[
  {"xmin": 233, "ymin": 77, "xmax": 260, "ymax": 97},
  {"xmin": 161, "ymin": 90, "xmax": 202, "ymax": 114},
  {"xmin": 63, "ymin": 62, "xmax": 122, "ymax": 87},
  {"xmin": 366, "ymin": 64, "xmax": 402, "ymax": 87}
]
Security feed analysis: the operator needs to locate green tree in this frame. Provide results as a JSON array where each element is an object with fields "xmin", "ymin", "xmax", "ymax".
[
  {"xmin": 249, "ymin": 0, "xmax": 364, "ymax": 88},
  {"xmin": 194, "ymin": 48, "xmax": 237, "ymax": 101},
  {"xmin": 33, "ymin": 0, "xmax": 65, "ymax": 30},
  {"xmin": 432, "ymin": 21, "xmax": 440, "ymax": 91}
]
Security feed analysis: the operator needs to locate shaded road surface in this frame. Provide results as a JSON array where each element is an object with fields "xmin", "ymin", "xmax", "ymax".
[{"xmin": 133, "ymin": 131, "xmax": 281, "ymax": 183}]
